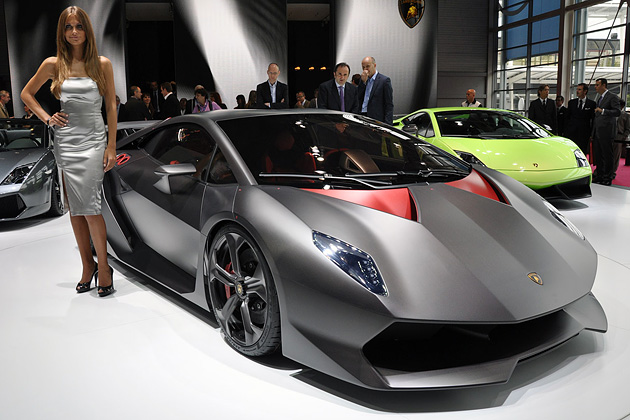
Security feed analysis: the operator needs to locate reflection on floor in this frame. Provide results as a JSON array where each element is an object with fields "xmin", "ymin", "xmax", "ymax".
[{"xmin": 0, "ymin": 185, "xmax": 629, "ymax": 419}]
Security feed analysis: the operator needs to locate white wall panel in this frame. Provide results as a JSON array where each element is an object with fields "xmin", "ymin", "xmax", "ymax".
[
  {"xmin": 335, "ymin": 0, "xmax": 437, "ymax": 114},
  {"xmin": 175, "ymin": 0, "xmax": 287, "ymax": 105}
]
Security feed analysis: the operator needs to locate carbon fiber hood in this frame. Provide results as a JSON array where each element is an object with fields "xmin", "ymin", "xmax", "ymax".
[{"xmin": 258, "ymin": 175, "xmax": 596, "ymax": 323}]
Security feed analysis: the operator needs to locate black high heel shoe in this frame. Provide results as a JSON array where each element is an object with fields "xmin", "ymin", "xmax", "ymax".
[
  {"xmin": 76, "ymin": 262, "xmax": 98, "ymax": 293},
  {"xmin": 97, "ymin": 265, "xmax": 115, "ymax": 297}
]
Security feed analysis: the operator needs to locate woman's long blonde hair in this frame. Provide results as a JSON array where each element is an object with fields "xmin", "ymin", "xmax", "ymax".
[{"xmin": 51, "ymin": 6, "xmax": 105, "ymax": 99}]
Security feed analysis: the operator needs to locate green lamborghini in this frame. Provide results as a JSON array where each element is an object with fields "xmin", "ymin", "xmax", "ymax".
[{"xmin": 394, "ymin": 107, "xmax": 591, "ymax": 199}]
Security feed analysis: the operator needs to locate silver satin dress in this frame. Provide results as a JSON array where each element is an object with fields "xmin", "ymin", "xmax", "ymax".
[{"xmin": 54, "ymin": 78, "xmax": 107, "ymax": 216}]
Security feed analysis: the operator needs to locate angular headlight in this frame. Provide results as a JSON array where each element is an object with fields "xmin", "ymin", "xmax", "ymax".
[
  {"xmin": 574, "ymin": 149, "xmax": 589, "ymax": 168},
  {"xmin": 455, "ymin": 150, "xmax": 486, "ymax": 166},
  {"xmin": 1, "ymin": 163, "xmax": 35, "ymax": 185},
  {"xmin": 543, "ymin": 200, "xmax": 585, "ymax": 240},
  {"xmin": 313, "ymin": 231, "xmax": 387, "ymax": 296}
]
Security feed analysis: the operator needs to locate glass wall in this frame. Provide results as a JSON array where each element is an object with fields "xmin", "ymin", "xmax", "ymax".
[
  {"xmin": 570, "ymin": 1, "xmax": 628, "ymax": 103},
  {"xmin": 494, "ymin": 0, "xmax": 629, "ymax": 113},
  {"xmin": 495, "ymin": 0, "xmax": 561, "ymax": 113}
]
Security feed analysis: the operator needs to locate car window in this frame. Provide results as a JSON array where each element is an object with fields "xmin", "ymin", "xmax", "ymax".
[
  {"xmin": 434, "ymin": 110, "xmax": 550, "ymax": 139},
  {"xmin": 205, "ymin": 148, "xmax": 236, "ymax": 184},
  {"xmin": 0, "ymin": 119, "xmax": 46, "ymax": 150},
  {"xmin": 406, "ymin": 112, "xmax": 435, "ymax": 138},
  {"xmin": 143, "ymin": 124, "xmax": 217, "ymax": 179},
  {"xmin": 217, "ymin": 114, "xmax": 469, "ymax": 188}
]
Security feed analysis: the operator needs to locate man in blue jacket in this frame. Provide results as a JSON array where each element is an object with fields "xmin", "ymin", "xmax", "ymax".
[{"xmin": 358, "ymin": 56, "xmax": 394, "ymax": 125}]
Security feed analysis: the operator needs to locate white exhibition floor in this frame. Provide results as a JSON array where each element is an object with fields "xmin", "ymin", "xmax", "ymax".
[{"xmin": 1, "ymin": 185, "xmax": 629, "ymax": 420}]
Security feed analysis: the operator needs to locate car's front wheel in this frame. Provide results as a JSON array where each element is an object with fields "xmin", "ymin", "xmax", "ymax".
[
  {"xmin": 47, "ymin": 172, "xmax": 64, "ymax": 217},
  {"xmin": 207, "ymin": 225, "xmax": 281, "ymax": 356}
]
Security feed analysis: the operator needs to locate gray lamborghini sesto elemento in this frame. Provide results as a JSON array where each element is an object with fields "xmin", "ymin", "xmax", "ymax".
[{"xmin": 102, "ymin": 109, "xmax": 607, "ymax": 390}]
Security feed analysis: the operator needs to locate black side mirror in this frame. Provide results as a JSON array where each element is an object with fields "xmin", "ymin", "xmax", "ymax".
[{"xmin": 402, "ymin": 124, "xmax": 419, "ymax": 135}]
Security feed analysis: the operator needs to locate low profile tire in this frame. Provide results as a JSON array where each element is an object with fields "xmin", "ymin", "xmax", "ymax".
[
  {"xmin": 207, "ymin": 225, "xmax": 281, "ymax": 356},
  {"xmin": 47, "ymin": 173, "xmax": 64, "ymax": 217}
]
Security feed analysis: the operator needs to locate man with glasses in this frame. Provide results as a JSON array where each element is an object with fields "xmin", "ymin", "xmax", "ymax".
[{"xmin": 256, "ymin": 63, "xmax": 288, "ymax": 109}]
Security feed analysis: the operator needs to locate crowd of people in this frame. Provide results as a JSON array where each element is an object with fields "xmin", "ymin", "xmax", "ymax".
[
  {"xmin": 111, "ymin": 56, "xmax": 395, "ymax": 126},
  {"xmin": 527, "ymin": 81, "xmax": 629, "ymax": 186}
]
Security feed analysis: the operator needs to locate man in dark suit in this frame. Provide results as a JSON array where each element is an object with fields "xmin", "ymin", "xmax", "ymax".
[
  {"xmin": 357, "ymin": 56, "xmax": 394, "ymax": 125},
  {"xmin": 592, "ymin": 78, "xmax": 621, "ymax": 185},
  {"xmin": 317, "ymin": 62, "xmax": 360, "ymax": 113},
  {"xmin": 149, "ymin": 81, "xmax": 163, "ymax": 115},
  {"xmin": 308, "ymin": 88, "xmax": 319, "ymax": 108},
  {"xmin": 528, "ymin": 84, "xmax": 557, "ymax": 134},
  {"xmin": 256, "ymin": 63, "xmax": 289, "ymax": 109},
  {"xmin": 564, "ymin": 83, "xmax": 596, "ymax": 156},
  {"xmin": 555, "ymin": 95, "xmax": 567, "ymax": 136},
  {"xmin": 121, "ymin": 86, "xmax": 151, "ymax": 121},
  {"xmin": 157, "ymin": 82, "xmax": 180, "ymax": 119}
]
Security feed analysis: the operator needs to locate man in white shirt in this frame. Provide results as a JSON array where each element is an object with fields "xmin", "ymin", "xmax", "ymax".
[{"xmin": 462, "ymin": 89, "xmax": 482, "ymax": 107}]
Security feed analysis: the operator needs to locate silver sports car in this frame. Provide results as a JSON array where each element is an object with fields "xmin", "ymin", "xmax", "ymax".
[
  {"xmin": 0, "ymin": 118, "xmax": 63, "ymax": 221},
  {"xmin": 103, "ymin": 109, "xmax": 607, "ymax": 390}
]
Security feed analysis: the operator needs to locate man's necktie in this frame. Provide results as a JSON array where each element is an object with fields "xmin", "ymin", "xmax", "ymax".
[
  {"xmin": 362, "ymin": 78, "xmax": 373, "ymax": 113},
  {"xmin": 579, "ymin": 99, "xmax": 583, "ymax": 110},
  {"xmin": 339, "ymin": 86, "xmax": 345, "ymax": 112}
]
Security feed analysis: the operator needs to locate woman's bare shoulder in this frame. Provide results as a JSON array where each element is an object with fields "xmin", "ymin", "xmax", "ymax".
[
  {"xmin": 42, "ymin": 57, "xmax": 57, "ymax": 68},
  {"xmin": 99, "ymin": 56, "xmax": 112, "ymax": 67},
  {"xmin": 38, "ymin": 57, "xmax": 57, "ymax": 77}
]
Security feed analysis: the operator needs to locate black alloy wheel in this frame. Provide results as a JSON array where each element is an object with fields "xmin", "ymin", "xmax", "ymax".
[
  {"xmin": 47, "ymin": 172, "xmax": 64, "ymax": 217},
  {"xmin": 207, "ymin": 225, "xmax": 280, "ymax": 356}
]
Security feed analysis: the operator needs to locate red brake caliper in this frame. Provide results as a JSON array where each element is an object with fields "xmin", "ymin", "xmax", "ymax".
[{"xmin": 225, "ymin": 262, "xmax": 234, "ymax": 298}]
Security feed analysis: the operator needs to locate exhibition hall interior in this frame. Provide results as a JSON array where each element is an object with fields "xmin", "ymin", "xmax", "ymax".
[{"xmin": 1, "ymin": 0, "xmax": 630, "ymax": 419}]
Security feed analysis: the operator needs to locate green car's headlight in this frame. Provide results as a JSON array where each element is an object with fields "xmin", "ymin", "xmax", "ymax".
[
  {"xmin": 542, "ymin": 199, "xmax": 585, "ymax": 240},
  {"xmin": 313, "ymin": 231, "xmax": 387, "ymax": 296},
  {"xmin": 454, "ymin": 150, "xmax": 486, "ymax": 166},
  {"xmin": 1, "ymin": 163, "xmax": 35, "ymax": 185},
  {"xmin": 574, "ymin": 149, "xmax": 589, "ymax": 168}
]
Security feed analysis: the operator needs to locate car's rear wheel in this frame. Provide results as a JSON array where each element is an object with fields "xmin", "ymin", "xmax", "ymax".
[
  {"xmin": 207, "ymin": 225, "xmax": 281, "ymax": 356},
  {"xmin": 47, "ymin": 172, "xmax": 64, "ymax": 217}
]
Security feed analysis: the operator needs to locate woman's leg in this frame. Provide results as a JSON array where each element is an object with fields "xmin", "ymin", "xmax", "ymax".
[
  {"xmin": 62, "ymin": 172, "xmax": 95, "ymax": 285},
  {"xmin": 85, "ymin": 214, "xmax": 111, "ymax": 289},
  {"xmin": 70, "ymin": 214, "xmax": 97, "ymax": 284}
]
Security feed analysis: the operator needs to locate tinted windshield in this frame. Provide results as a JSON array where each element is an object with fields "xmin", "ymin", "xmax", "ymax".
[
  {"xmin": 0, "ymin": 119, "xmax": 46, "ymax": 151},
  {"xmin": 217, "ymin": 114, "xmax": 470, "ymax": 188},
  {"xmin": 433, "ymin": 110, "xmax": 550, "ymax": 139}
]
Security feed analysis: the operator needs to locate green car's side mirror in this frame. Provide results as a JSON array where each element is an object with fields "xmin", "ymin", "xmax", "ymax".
[{"xmin": 402, "ymin": 124, "xmax": 418, "ymax": 135}]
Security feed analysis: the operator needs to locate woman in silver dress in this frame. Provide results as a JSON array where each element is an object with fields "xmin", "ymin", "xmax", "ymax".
[{"xmin": 21, "ymin": 6, "xmax": 117, "ymax": 297}]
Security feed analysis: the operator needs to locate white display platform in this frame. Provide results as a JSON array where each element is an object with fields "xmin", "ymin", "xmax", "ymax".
[{"xmin": 1, "ymin": 184, "xmax": 629, "ymax": 420}]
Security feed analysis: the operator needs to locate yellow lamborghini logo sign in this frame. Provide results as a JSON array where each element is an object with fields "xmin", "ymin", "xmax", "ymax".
[
  {"xmin": 399, "ymin": 0, "xmax": 425, "ymax": 28},
  {"xmin": 528, "ymin": 272, "xmax": 543, "ymax": 285}
]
